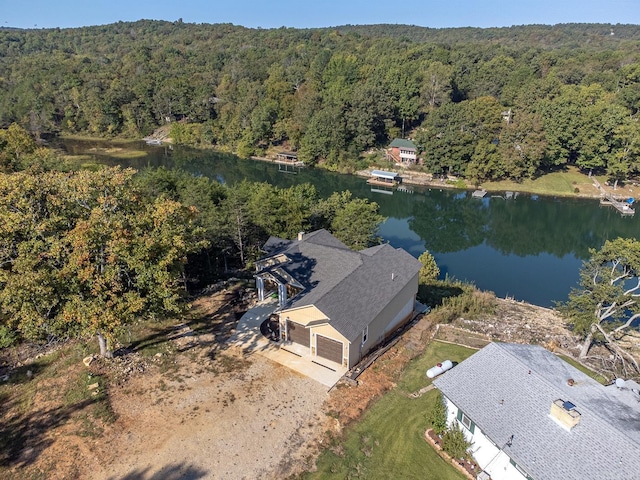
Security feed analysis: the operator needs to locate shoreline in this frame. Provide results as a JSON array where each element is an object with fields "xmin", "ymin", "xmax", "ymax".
[
  {"xmin": 60, "ymin": 133, "xmax": 640, "ymax": 202},
  {"xmin": 354, "ymin": 167, "xmax": 640, "ymax": 202}
]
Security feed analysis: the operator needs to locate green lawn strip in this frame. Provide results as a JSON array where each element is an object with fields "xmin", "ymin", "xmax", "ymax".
[
  {"xmin": 481, "ymin": 167, "xmax": 595, "ymax": 197},
  {"xmin": 308, "ymin": 341, "xmax": 476, "ymax": 479},
  {"xmin": 557, "ymin": 354, "xmax": 608, "ymax": 385},
  {"xmin": 59, "ymin": 134, "xmax": 140, "ymax": 144},
  {"xmin": 398, "ymin": 340, "xmax": 477, "ymax": 394},
  {"xmin": 309, "ymin": 391, "xmax": 464, "ymax": 480}
]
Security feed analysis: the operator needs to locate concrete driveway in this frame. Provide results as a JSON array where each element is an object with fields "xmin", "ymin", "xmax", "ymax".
[{"xmin": 230, "ymin": 300, "xmax": 346, "ymax": 388}]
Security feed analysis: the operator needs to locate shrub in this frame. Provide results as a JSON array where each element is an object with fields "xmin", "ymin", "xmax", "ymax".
[
  {"xmin": 418, "ymin": 250, "xmax": 440, "ymax": 285},
  {"xmin": 442, "ymin": 422, "xmax": 471, "ymax": 459},
  {"xmin": 429, "ymin": 392, "xmax": 448, "ymax": 435},
  {"xmin": 442, "ymin": 288, "xmax": 496, "ymax": 317},
  {"xmin": 0, "ymin": 325, "xmax": 18, "ymax": 349}
]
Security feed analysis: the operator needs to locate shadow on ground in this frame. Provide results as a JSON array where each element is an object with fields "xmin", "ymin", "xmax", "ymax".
[
  {"xmin": 108, "ymin": 463, "xmax": 208, "ymax": 480},
  {"xmin": 0, "ymin": 396, "xmax": 95, "ymax": 468}
]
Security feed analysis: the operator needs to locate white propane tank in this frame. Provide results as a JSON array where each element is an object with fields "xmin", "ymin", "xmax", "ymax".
[{"xmin": 426, "ymin": 360, "xmax": 453, "ymax": 378}]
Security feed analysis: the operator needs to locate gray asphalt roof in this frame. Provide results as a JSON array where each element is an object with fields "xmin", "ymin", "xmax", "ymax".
[
  {"xmin": 433, "ymin": 342, "xmax": 640, "ymax": 480},
  {"xmin": 261, "ymin": 229, "xmax": 421, "ymax": 342},
  {"xmin": 262, "ymin": 236, "xmax": 292, "ymax": 254}
]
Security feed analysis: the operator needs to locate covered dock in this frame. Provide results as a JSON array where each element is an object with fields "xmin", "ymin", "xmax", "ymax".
[
  {"xmin": 275, "ymin": 151, "xmax": 304, "ymax": 166},
  {"xmin": 367, "ymin": 169, "xmax": 401, "ymax": 186}
]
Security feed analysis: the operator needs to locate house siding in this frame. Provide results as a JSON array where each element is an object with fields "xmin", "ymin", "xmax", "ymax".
[
  {"xmin": 442, "ymin": 395, "xmax": 529, "ymax": 480},
  {"xmin": 279, "ymin": 305, "xmax": 328, "ymax": 326},
  {"xmin": 349, "ymin": 271, "xmax": 418, "ymax": 367}
]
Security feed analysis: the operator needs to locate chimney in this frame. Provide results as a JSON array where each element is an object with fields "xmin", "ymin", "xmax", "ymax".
[
  {"xmin": 550, "ymin": 399, "xmax": 581, "ymax": 430},
  {"xmin": 297, "ymin": 232, "xmax": 304, "ymax": 241}
]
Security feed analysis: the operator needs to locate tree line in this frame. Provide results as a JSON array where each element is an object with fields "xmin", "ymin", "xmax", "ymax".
[
  {"xmin": 0, "ymin": 21, "xmax": 639, "ymax": 180},
  {"xmin": 0, "ymin": 133, "xmax": 384, "ymax": 354}
]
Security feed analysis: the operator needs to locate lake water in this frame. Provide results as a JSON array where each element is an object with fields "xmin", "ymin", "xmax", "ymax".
[{"xmin": 59, "ymin": 138, "xmax": 640, "ymax": 307}]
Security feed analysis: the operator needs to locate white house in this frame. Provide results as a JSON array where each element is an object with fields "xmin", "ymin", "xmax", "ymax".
[{"xmin": 433, "ymin": 342, "xmax": 640, "ymax": 480}]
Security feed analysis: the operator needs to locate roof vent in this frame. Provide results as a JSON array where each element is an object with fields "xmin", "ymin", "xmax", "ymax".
[
  {"xmin": 567, "ymin": 378, "xmax": 575, "ymax": 386},
  {"xmin": 550, "ymin": 398, "xmax": 581, "ymax": 430}
]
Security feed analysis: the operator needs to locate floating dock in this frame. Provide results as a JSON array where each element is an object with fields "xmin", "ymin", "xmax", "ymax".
[
  {"xmin": 600, "ymin": 194, "xmax": 635, "ymax": 216},
  {"xmin": 472, "ymin": 189, "xmax": 487, "ymax": 198},
  {"xmin": 593, "ymin": 179, "xmax": 635, "ymax": 216},
  {"xmin": 397, "ymin": 185, "xmax": 414, "ymax": 194}
]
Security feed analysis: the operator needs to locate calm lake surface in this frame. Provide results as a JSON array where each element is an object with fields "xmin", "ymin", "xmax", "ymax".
[{"xmin": 60, "ymin": 138, "xmax": 640, "ymax": 307}]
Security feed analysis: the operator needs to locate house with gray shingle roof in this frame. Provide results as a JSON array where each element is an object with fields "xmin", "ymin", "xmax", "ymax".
[
  {"xmin": 255, "ymin": 229, "xmax": 422, "ymax": 369},
  {"xmin": 433, "ymin": 342, "xmax": 640, "ymax": 480}
]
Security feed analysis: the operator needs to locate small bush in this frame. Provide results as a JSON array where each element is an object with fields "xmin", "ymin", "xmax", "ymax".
[{"xmin": 0, "ymin": 326, "xmax": 18, "ymax": 349}]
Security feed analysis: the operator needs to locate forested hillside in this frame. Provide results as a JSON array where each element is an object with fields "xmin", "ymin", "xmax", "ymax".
[{"xmin": 1, "ymin": 21, "xmax": 639, "ymax": 180}]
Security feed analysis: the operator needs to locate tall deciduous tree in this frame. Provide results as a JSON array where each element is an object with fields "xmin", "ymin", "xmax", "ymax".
[
  {"xmin": 422, "ymin": 61, "xmax": 453, "ymax": 110},
  {"xmin": 0, "ymin": 123, "xmax": 37, "ymax": 172},
  {"xmin": 329, "ymin": 195, "xmax": 385, "ymax": 250},
  {"xmin": 558, "ymin": 238, "xmax": 640, "ymax": 374},
  {"xmin": 0, "ymin": 167, "xmax": 206, "ymax": 357}
]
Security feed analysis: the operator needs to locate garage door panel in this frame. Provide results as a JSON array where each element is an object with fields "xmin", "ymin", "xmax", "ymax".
[
  {"xmin": 316, "ymin": 335, "xmax": 343, "ymax": 364},
  {"xmin": 288, "ymin": 321, "xmax": 309, "ymax": 346}
]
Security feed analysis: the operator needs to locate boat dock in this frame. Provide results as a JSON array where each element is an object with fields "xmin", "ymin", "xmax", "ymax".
[
  {"xmin": 600, "ymin": 194, "xmax": 635, "ymax": 216},
  {"xmin": 593, "ymin": 179, "xmax": 635, "ymax": 216},
  {"xmin": 472, "ymin": 189, "xmax": 487, "ymax": 198},
  {"xmin": 367, "ymin": 169, "xmax": 401, "ymax": 185}
]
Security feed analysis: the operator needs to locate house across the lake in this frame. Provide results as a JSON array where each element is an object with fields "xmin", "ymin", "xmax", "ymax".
[
  {"xmin": 255, "ymin": 230, "xmax": 422, "ymax": 370},
  {"xmin": 387, "ymin": 138, "xmax": 417, "ymax": 165},
  {"xmin": 433, "ymin": 342, "xmax": 640, "ymax": 480}
]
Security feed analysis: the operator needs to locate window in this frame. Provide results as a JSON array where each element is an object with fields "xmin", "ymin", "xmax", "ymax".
[
  {"xmin": 362, "ymin": 326, "xmax": 368, "ymax": 344},
  {"xmin": 456, "ymin": 409, "xmax": 475, "ymax": 434}
]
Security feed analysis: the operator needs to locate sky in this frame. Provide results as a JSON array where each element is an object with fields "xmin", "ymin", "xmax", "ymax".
[{"xmin": 1, "ymin": 0, "xmax": 639, "ymax": 30}]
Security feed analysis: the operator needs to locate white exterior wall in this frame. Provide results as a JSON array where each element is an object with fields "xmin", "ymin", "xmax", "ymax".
[
  {"xmin": 442, "ymin": 396, "xmax": 528, "ymax": 480},
  {"xmin": 399, "ymin": 149, "xmax": 417, "ymax": 162}
]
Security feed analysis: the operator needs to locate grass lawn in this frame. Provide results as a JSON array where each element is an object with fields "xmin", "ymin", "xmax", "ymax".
[
  {"xmin": 481, "ymin": 166, "xmax": 598, "ymax": 197},
  {"xmin": 306, "ymin": 341, "xmax": 475, "ymax": 479}
]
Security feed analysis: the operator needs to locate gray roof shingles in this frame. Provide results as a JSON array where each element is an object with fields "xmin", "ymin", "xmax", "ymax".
[
  {"xmin": 261, "ymin": 229, "xmax": 421, "ymax": 342},
  {"xmin": 433, "ymin": 342, "xmax": 640, "ymax": 480}
]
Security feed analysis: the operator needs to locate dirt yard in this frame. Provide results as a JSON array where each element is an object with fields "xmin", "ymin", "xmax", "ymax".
[
  {"xmin": 2, "ymin": 290, "xmax": 637, "ymax": 479},
  {"xmin": 0, "ymin": 289, "xmax": 330, "ymax": 480},
  {"xmin": 91, "ymin": 349, "xmax": 327, "ymax": 480}
]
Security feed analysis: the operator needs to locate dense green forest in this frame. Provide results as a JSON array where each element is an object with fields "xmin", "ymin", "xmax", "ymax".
[
  {"xmin": 1, "ymin": 21, "xmax": 639, "ymax": 180},
  {"xmin": 0, "ymin": 125, "xmax": 385, "ymax": 350}
]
